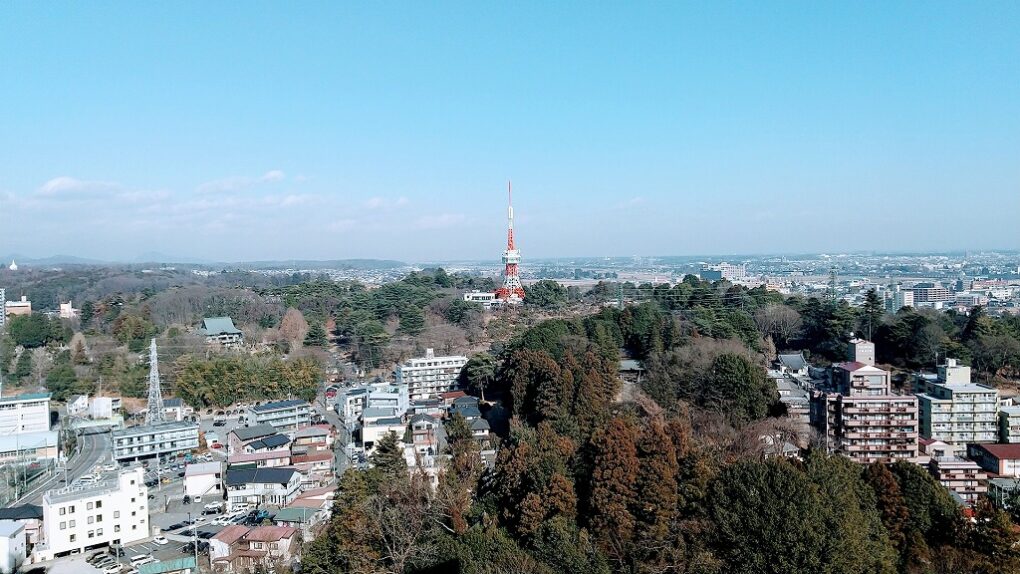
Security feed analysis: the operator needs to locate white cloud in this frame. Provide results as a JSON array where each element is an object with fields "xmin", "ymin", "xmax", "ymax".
[
  {"xmin": 37, "ymin": 176, "xmax": 119, "ymax": 198},
  {"xmin": 196, "ymin": 170, "xmax": 286, "ymax": 193},
  {"xmin": 414, "ymin": 213, "xmax": 465, "ymax": 229},
  {"xmin": 362, "ymin": 196, "xmax": 409, "ymax": 210}
]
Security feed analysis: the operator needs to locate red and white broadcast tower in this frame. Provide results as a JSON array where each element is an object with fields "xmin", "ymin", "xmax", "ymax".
[{"xmin": 494, "ymin": 181, "xmax": 525, "ymax": 304}]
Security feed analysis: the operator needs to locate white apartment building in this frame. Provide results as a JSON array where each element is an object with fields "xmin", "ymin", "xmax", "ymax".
[
  {"xmin": 915, "ymin": 359, "xmax": 998, "ymax": 452},
  {"xmin": 0, "ymin": 288, "xmax": 5, "ymax": 330},
  {"xmin": 111, "ymin": 421, "xmax": 199, "ymax": 462},
  {"xmin": 224, "ymin": 468, "xmax": 301, "ymax": 512},
  {"xmin": 248, "ymin": 400, "xmax": 311, "ymax": 432},
  {"xmin": 336, "ymin": 383, "xmax": 409, "ymax": 428},
  {"xmin": 885, "ymin": 285, "xmax": 914, "ymax": 313},
  {"xmin": 395, "ymin": 349, "xmax": 468, "ymax": 401},
  {"xmin": 89, "ymin": 397, "xmax": 121, "ymax": 420},
  {"xmin": 36, "ymin": 467, "xmax": 149, "ymax": 560},
  {"xmin": 184, "ymin": 461, "xmax": 224, "ymax": 497},
  {"xmin": 1000, "ymin": 406, "xmax": 1020, "ymax": 443},
  {"xmin": 0, "ymin": 393, "xmax": 51, "ymax": 435}
]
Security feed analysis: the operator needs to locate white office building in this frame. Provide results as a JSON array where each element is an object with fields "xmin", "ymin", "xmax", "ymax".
[
  {"xmin": 916, "ymin": 359, "xmax": 999, "ymax": 452},
  {"xmin": 463, "ymin": 290, "xmax": 497, "ymax": 308},
  {"xmin": 395, "ymin": 349, "xmax": 468, "ymax": 401},
  {"xmin": 36, "ymin": 467, "xmax": 149, "ymax": 560},
  {"xmin": 248, "ymin": 400, "xmax": 312, "ymax": 432},
  {"xmin": 111, "ymin": 421, "xmax": 199, "ymax": 462},
  {"xmin": 0, "ymin": 393, "xmax": 51, "ymax": 435}
]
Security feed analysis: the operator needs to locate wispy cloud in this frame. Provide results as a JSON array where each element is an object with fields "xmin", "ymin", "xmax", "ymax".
[
  {"xmin": 414, "ymin": 213, "xmax": 465, "ymax": 229},
  {"xmin": 614, "ymin": 196, "xmax": 645, "ymax": 209},
  {"xmin": 37, "ymin": 176, "xmax": 120, "ymax": 198},
  {"xmin": 362, "ymin": 196, "xmax": 409, "ymax": 210},
  {"xmin": 196, "ymin": 170, "xmax": 286, "ymax": 193}
]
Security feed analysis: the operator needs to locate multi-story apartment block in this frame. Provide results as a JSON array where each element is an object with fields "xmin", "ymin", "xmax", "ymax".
[
  {"xmin": 36, "ymin": 467, "xmax": 149, "ymax": 560},
  {"xmin": 111, "ymin": 421, "xmax": 199, "ymax": 462},
  {"xmin": 885, "ymin": 285, "xmax": 914, "ymax": 313},
  {"xmin": 0, "ymin": 393, "xmax": 51, "ymax": 435},
  {"xmin": 395, "ymin": 349, "xmax": 468, "ymax": 401},
  {"xmin": 1000, "ymin": 405, "xmax": 1020, "ymax": 443},
  {"xmin": 0, "ymin": 288, "xmax": 5, "ymax": 330},
  {"xmin": 248, "ymin": 400, "xmax": 312, "ymax": 432},
  {"xmin": 909, "ymin": 282, "xmax": 952, "ymax": 304},
  {"xmin": 822, "ymin": 340, "xmax": 919, "ymax": 463},
  {"xmin": 929, "ymin": 456, "xmax": 988, "ymax": 505},
  {"xmin": 700, "ymin": 262, "xmax": 746, "ymax": 281},
  {"xmin": 915, "ymin": 359, "xmax": 998, "ymax": 452}
]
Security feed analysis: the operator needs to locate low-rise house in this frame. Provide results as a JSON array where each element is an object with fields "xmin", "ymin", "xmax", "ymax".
[
  {"xmin": 291, "ymin": 451, "xmax": 333, "ymax": 487},
  {"xmin": 227, "ymin": 451, "xmax": 292, "ymax": 470},
  {"xmin": 273, "ymin": 506, "xmax": 325, "ymax": 533},
  {"xmin": 243, "ymin": 434, "xmax": 290, "ymax": 454},
  {"xmin": 210, "ymin": 525, "xmax": 250, "ymax": 563},
  {"xmin": 409, "ymin": 398, "xmax": 444, "ymax": 418},
  {"xmin": 184, "ymin": 462, "xmax": 223, "ymax": 498},
  {"xmin": 967, "ymin": 443, "xmax": 1020, "ymax": 478},
  {"xmin": 90, "ymin": 396, "xmax": 121, "ymax": 420},
  {"xmin": 211, "ymin": 525, "xmax": 298, "ymax": 573},
  {"xmin": 224, "ymin": 468, "xmax": 301, "ymax": 511},
  {"xmin": 362, "ymin": 417, "xmax": 406, "ymax": 453},
  {"xmin": 0, "ymin": 505, "xmax": 42, "ymax": 549},
  {"xmin": 163, "ymin": 398, "xmax": 193, "ymax": 422},
  {"xmin": 450, "ymin": 396, "xmax": 481, "ymax": 421},
  {"xmin": 292, "ymin": 425, "xmax": 333, "ymax": 450},
  {"xmin": 227, "ymin": 425, "xmax": 277, "ymax": 455},
  {"xmin": 470, "ymin": 418, "xmax": 491, "ymax": 440},
  {"xmin": 0, "ymin": 520, "xmax": 26, "ymax": 574},
  {"xmin": 66, "ymin": 395, "xmax": 90, "ymax": 417},
  {"xmin": 410, "ymin": 414, "xmax": 441, "ymax": 456},
  {"xmin": 198, "ymin": 317, "xmax": 243, "ymax": 349}
]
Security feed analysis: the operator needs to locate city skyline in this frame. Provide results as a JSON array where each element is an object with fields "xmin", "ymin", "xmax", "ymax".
[{"xmin": 2, "ymin": 3, "xmax": 1019, "ymax": 261}]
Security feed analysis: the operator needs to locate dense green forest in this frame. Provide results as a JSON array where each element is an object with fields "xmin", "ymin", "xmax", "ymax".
[{"xmin": 303, "ymin": 280, "xmax": 1020, "ymax": 574}]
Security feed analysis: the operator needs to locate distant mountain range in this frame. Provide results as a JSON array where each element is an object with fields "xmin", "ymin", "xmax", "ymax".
[{"xmin": 0, "ymin": 253, "xmax": 407, "ymax": 270}]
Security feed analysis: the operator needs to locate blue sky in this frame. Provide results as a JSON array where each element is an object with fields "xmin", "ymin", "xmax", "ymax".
[{"xmin": 1, "ymin": 2, "xmax": 1018, "ymax": 262}]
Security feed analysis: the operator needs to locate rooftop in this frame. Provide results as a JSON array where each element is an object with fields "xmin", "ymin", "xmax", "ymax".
[
  {"xmin": 243, "ymin": 525, "xmax": 297, "ymax": 542},
  {"xmin": 200, "ymin": 317, "xmax": 241, "ymax": 336},
  {"xmin": 230, "ymin": 424, "xmax": 277, "ymax": 441},
  {"xmin": 251, "ymin": 399, "xmax": 308, "ymax": 413},
  {"xmin": 224, "ymin": 467, "xmax": 298, "ymax": 486},
  {"xmin": 228, "ymin": 451, "xmax": 291, "ymax": 464},
  {"xmin": 211, "ymin": 525, "xmax": 251, "ymax": 545},
  {"xmin": 139, "ymin": 557, "xmax": 197, "ymax": 574},
  {"xmin": 184, "ymin": 461, "xmax": 222, "ymax": 476},
  {"xmin": 274, "ymin": 506, "xmax": 320, "ymax": 523},
  {"xmin": 0, "ymin": 520, "xmax": 25, "ymax": 537},
  {"xmin": 0, "ymin": 504, "xmax": 43, "ymax": 521},
  {"xmin": 972, "ymin": 443, "xmax": 1020, "ymax": 460},
  {"xmin": 247, "ymin": 434, "xmax": 290, "ymax": 451},
  {"xmin": 0, "ymin": 392, "xmax": 51, "ymax": 404},
  {"xmin": 777, "ymin": 353, "xmax": 807, "ymax": 371},
  {"xmin": 112, "ymin": 421, "xmax": 198, "ymax": 438}
]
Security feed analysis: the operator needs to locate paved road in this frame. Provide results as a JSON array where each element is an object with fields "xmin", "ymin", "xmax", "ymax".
[{"xmin": 16, "ymin": 431, "xmax": 109, "ymax": 506}]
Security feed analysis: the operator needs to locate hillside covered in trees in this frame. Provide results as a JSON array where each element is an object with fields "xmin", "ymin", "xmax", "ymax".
[{"xmin": 302, "ymin": 291, "xmax": 1020, "ymax": 574}]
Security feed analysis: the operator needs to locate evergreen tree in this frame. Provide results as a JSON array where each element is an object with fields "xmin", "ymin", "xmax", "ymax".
[
  {"xmin": 861, "ymin": 288, "xmax": 885, "ymax": 340},
  {"xmin": 588, "ymin": 418, "xmax": 639, "ymax": 567},
  {"xmin": 460, "ymin": 352, "xmax": 496, "ymax": 402},
  {"xmin": 303, "ymin": 322, "xmax": 328, "ymax": 347},
  {"xmin": 863, "ymin": 462, "xmax": 910, "ymax": 552},
  {"xmin": 369, "ymin": 431, "xmax": 406, "ymax": 486}
]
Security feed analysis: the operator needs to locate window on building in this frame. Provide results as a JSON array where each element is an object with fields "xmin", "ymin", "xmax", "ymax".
[
  {"xmin": 69, "ymin": 520, "xmax": 75, "ymax": 528},
  {"xmin": 114, "ymin": 511, "xmax": 120, "ymax": 519},
  {"xmin": 59, "ymin": 521, "xmax": 66, "ymax": 530},
  {"xmin": 88, "ymin": 530, "xmax": 94, "ymax": 538},
  {"xmin": 59, "ymin": 507, "xmax": 66, "ymax": 516},
  {"xmin": 97, "ymin": 528, "xmax": 103, "ymax": 536},
  {"xmin": 87, "ymin": 502, "xmax": 94, "ymax": 510},
  {"xmin": 87, "ymin": 516, "xmax": 94, "ymax": 524},
  {"xmin": 131, "ymin": 497, "xmax": 135, "ymax": 503},
  {"xmin": 96, "ymin": 500, "xmax": 102, "ymax": 508},
  {"xmin": 97, "ymin": 515, "xmax": 103, "ymax": 522},
  {"xmin": 131, "ymin": 512, "xmax": 136, "ymax": 517},
  {"xmin": 69, "ymin": 505, "xmax": 75, "ymax": 513},
  {"xmin": 69, "ymin": 534, "xmax": 76, "ymax": 542}
]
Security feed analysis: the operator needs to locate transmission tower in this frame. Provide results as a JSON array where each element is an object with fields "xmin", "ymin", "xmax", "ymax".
[
  {"xmin": 145, "ymin": 338, "xmax": 166, "ymax": 425},
  {"xmin": 827, "ymin": 266, "xmax": 839, "ymax": 304}
]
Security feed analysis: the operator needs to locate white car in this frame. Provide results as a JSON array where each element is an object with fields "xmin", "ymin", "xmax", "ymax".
[
  {"xmin": 104, "ymin": 564, "xmax": 124, "ymax": 574},
  {"xmin": 152, "ymin": 535, "xmax": 169, "ymax": 545},
  {"xmin": 129, "ymin": 554, "xmax": 151, "ymax": 566},
  {"xmin": 194, "ymin": 495, "xmax": 202, "ymax": 503}
]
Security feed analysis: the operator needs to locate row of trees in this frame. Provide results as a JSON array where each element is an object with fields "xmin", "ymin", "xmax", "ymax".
[{"xmin": 173, "ymin": 354, "xmax": 322, "ymax": 407}]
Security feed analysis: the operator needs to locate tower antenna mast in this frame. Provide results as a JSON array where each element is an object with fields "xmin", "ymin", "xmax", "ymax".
[{"xmin": 494, "ymin": 180, "xmax": 525, "ymax": 303}]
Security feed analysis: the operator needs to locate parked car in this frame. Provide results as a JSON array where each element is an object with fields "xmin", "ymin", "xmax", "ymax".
[
  {"xmin": 167, "ymin": 522, "xmax": 187, "ymax": 531},
  {"xmin": 153, "ymin": 535, "xmax": 169, "ymax": 545},
  {"xmin": 129, "ymin": 554, "xmax": 152, "ymax": 566},
  {"xmin": 104, "ymin": 564, "xmax": 124, "ymax": 574}
]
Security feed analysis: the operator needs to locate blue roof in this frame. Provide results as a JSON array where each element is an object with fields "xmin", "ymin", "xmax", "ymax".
[
  {"xmin": 248, "ymin": 434, "xmax": 290, "ymax": 450},
  {"xmin": 252, "ymin": 399, "xmax": 308, "ymax": 413},
  {"xmin": 0, "ymin": 392, "xmax": 51, "ymax": 404}
]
